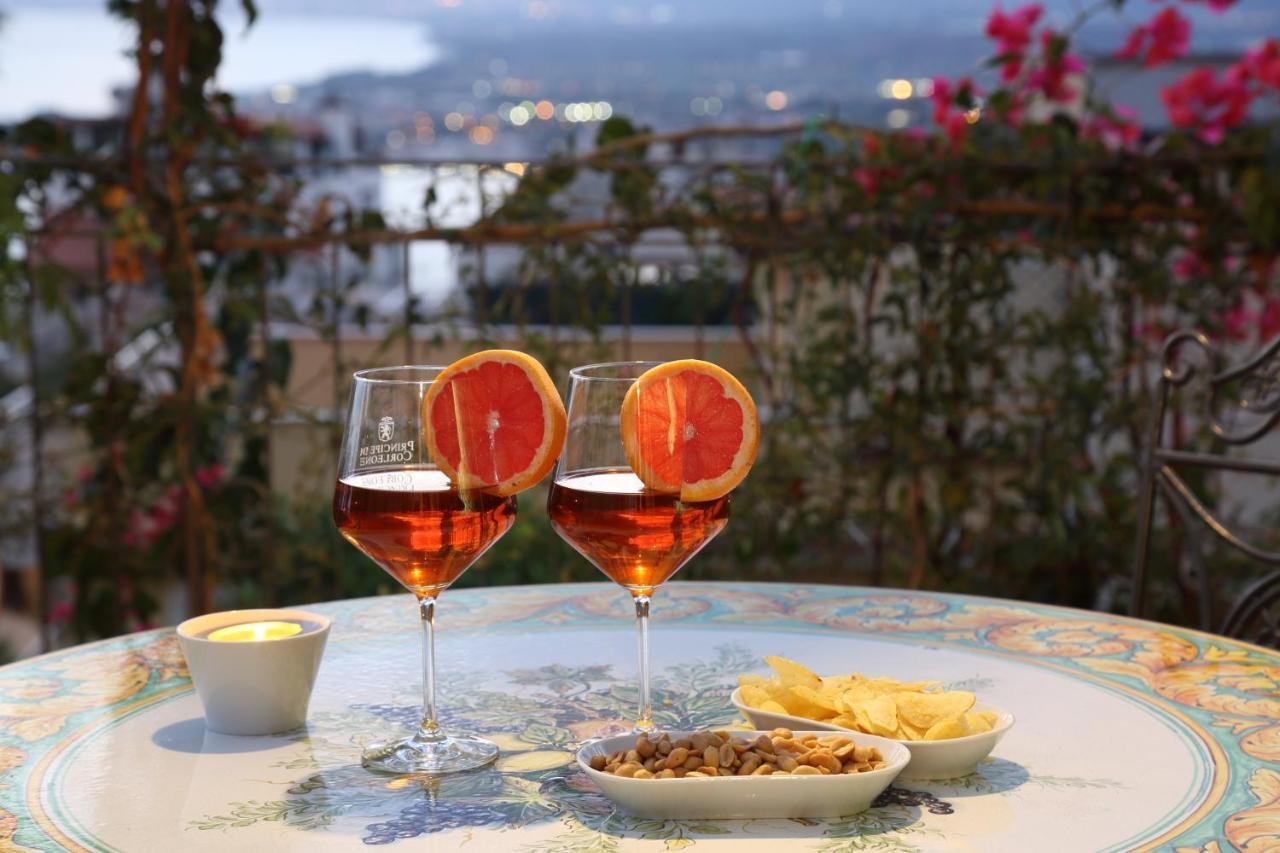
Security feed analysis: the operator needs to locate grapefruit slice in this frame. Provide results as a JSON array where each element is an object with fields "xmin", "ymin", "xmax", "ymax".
[
  {"xmin": 423, "ymin": 350, "xmax": 567, "ymax": 495},
  {"xmin": 620, "ymin": 359, "xmax": 759, "ymax": 501}
]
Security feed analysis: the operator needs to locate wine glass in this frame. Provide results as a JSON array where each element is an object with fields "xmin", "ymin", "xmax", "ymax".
[
  {"xmin": 546, "ymin": 362, "xmax": 730, "ymax": 732},
  {"xmin": 333, "ymin": 366, "xmax": 516, "ymax": 774}
]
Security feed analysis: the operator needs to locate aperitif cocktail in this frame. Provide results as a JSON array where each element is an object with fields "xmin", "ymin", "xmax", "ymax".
[
  {"xmin": 335, "ymin": 469, "xmax": 515, "ymax": 597},
  {"xmin": 332, "ymin": 354, "xmax": 565, "ymax": 775},
  {"xmin": 547, "ymin": 360, "xmax": 758, "ymax": 732},
  {"xmin": 547, "ymin": 468, "xmax": 728, "ymax": 596}
]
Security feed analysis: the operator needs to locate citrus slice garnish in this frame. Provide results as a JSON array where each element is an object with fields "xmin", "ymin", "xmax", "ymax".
[
  {"xmin": 423, "ymin": 350, "xmax": 567, "ymax": 495},
  {"xmin": 620, "ymin": 359, "xmax": 759, "ymax": 501}
]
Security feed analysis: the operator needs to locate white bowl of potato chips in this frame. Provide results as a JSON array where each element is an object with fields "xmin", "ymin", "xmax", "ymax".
[{"xmin": 731, "ymin": 656, "xmax": 1015, "ymax": 780}]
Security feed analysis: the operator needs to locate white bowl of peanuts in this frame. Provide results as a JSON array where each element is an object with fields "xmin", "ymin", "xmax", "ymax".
[{"xmin": 575, "ymin": 728, "xmax": 909, "ymax": 820}]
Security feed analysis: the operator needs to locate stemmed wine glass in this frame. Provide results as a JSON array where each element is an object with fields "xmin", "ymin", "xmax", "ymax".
[
  {"xmin": 547, "ymin": 362, "xmax": 731, "ymax": 732},
  {"xmin": 333, "ymin": 366, "xmax": 516, "ymax": 774}
]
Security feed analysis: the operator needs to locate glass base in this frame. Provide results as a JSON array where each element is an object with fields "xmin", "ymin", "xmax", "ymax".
[{"xmin": 362, "ymin": 732, "xmax": 499, "ymax": 775}]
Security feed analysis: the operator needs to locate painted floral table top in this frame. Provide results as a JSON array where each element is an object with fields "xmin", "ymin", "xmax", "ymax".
[{"xmin": 0, "ymin": 581, "xmax": 1277, "ymax": 852}]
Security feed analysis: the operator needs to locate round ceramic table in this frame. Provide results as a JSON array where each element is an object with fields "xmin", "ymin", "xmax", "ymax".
[{"xmin": 0, "ymin": 582, "xmax": 1276, "ymax": 852}]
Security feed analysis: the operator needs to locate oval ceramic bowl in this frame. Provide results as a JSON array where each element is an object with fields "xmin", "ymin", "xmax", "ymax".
[
  {"xmin": 730, "ymin": 689, "xmax": 1015, "ymax": 780},
  {"xmin": 576, "ymin": 730, "xmax": 909, "ymax": 820}
]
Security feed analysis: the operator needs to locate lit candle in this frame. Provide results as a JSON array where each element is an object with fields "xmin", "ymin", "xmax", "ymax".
[{"xmin": 206, "ymin": 620, "xmax": 303, "ymax": 643}]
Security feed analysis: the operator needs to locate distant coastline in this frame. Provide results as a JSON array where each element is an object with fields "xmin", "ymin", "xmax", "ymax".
[{"xmin": 0, "ymin": 5, "xmax": 439, "ymax": 121}]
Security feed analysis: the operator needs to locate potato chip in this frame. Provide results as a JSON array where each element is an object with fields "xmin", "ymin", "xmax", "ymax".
[
  {"xmin": 924, "ymin": 718, "xmax": 971, "ymax": 740},
  {"xmin": 778, "ymin": 686, "xmax": 833, "ymax": 720},
  {"xmin": 791, "ymin": 685, "xmax": 839, "ymax": 715},
  {"xmin": 739, "ymin": 684, "xmax": 774, "ymax": 710},
  {"xmin": 896, "ymin": 719, "xmax": 929, "ymax": 740},
  {"xmin": 738, "ymin": 656, "xmax": 993, "ymax": 742},
  {"xmin": 860, "ymin": 691, "xmax": 901, "ymax": 732},
  {"xmin": 831, "ymin": 714, "xmax": 861, "ymax": 730},
  {"xmin": 764, "ymin": 656, "xmax": 821, "ymax": 689},
  {"xmin": 965, "ymin": 710, "xmax": 999, "ymax": 733},
  {"xmin": 894, "ymin": 680, "xmax": 944, "ymax": 693},
  {"xmin": 895, "ymin": 690, "xmax": 975, "ymax": 729},
  {"xmin": 837, "ymin": 685, "xmax": 879, "ymax": 711}
]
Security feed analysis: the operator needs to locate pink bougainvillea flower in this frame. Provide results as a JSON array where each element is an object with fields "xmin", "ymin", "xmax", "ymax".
[
  {"xmin": 1223, "ymin": 302, "xmax": 1256, "ymax": 341},
  {"xmin": 1084, "ymin": 104, "xmax": 1142, "ymax": 150},
  {"xmin": 1026, "ymin": 30, "xmax": 1085, "ymax": 103},
  {"xmin": 931, "ymin": 77, "xmax": 954, "ymax": 125},
  {"xmin": 1172, "ymin": 251, "xmax": 1208, "ymax": 281},
  {"xmin": 1161, "ymin": 65, "xmax": 1254, "ymax": 143},
  {"xmin": 929, "ymin": 76, "xmax": 980, "ymax": 147},
  {"xmin": 1118, "ymin": 7, "xmax": 1191, "ymax": 69},
  {"xmin": 852, "ymin": 167, "xmax": 879, "ymax": 196},
  {"xmin": 986, "ymin": 4, "xmax": 1042, "ymax": 53},
  {"xmin": 986, "ymin": 4, "xmax": 1043, "ymax": 81},
  {"xmin": 195, "ymin": 463, "xmax": 227, "ymax": 489},
  {"xmin": 943, "ymin": 110, "xmax": 970, "ymax": 147},
  {"xmin": 1240, "ymin": 38, "xmax": 1280, "ymax": 91},
  {"xmin": 1260, "ymin": 296, "xmax": 1280, "ymax": 342},
  {"xmin": 48, "ymin": 601, "xmax": 74, "ymax": 625}
]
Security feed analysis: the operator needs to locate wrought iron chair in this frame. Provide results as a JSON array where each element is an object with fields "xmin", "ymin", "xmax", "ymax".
[{"xmin": 1131, "ymin": 330, "xmax": 1280, "ymax": 647}]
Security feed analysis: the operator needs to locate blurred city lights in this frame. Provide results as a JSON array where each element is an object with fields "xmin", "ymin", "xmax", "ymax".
[
  {"xmin": 593, "ymin": 101, "xmax": 613, "ymax": 119},
  {"xmin": 472, "ymin": 79, "xmax": 493, "ymax": 98},
  {"xmin": 503, "ymin": 162, "xmax": 527, "ymax": 176},
  {"xmin": 385, "ymin": 129, "xmax": 405, "ymax": 148},
  {"xmin": 535, "ymin": 100, "xmax": 555, "ymax": 120},
  {"xmin": 509, "ymin": 105, "xmax": 531, "ymax": 126},
  {"xmin": 270, "ymin": 84, "xmax": 296, "ymax": 104},
  {"xmin": 886, "ymin": 109, "xmax": 910, "ymax": 128},
  {"xmin": 469, "ymin": 125, "xmax": 494, "ymax": 144},
  {"xmin": 890, "ymin": 79, "xmax": 913, "ymax": 100},
  {"xmin": 915, "ymin": 79, "xmax": 935, "ymax": 97},
  {"xmin": 444, "ymin": 112, "xmax": 464, "ymax": 131},
  {"xmin": 765, "ymin": 90, "xmax": 788, "ymax": 111}
]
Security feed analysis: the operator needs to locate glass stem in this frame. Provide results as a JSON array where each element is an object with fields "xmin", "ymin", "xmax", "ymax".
[
  {"xmin": 417, "ymin": 595, "xmax": 442, "ymax": 742},
  {"xmin": 634, "ymin": 594, "xmax": 654, "ymax": 732}
]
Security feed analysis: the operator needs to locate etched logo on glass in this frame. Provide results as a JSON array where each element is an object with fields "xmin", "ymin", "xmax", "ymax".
[{"xmin": 378, "ymin": 416, "xmax": 395, "ymax": 442}]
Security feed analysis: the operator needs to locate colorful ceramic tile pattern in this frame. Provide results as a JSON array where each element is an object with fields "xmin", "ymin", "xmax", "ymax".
[{"xmin": 0, "ymin": 582, "xmax": 1276, "ymax": 851}]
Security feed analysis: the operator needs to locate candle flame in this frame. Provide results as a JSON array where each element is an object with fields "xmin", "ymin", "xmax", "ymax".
[{"xmin": 207, "ymin": 620, "xmax": 303, "ymax": 642}]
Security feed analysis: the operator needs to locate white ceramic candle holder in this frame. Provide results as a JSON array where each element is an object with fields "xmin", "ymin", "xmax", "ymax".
[{"xmin": 177, "ymin": 608, "xmax": 330, "ymax": 736}]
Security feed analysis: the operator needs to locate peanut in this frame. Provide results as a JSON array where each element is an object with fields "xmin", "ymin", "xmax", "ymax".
[{"xmin": 593, "ymin": 730, "xmax": 887, "ymax": 779}]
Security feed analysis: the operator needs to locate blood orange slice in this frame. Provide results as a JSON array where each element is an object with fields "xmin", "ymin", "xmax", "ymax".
[
  {"xmin": 620, "ymin": 359, "xmax": 759, "ymax": 501},
  {"xmin": 423, "ymin": 350, "xmax": 567, "ymax": 495}
]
